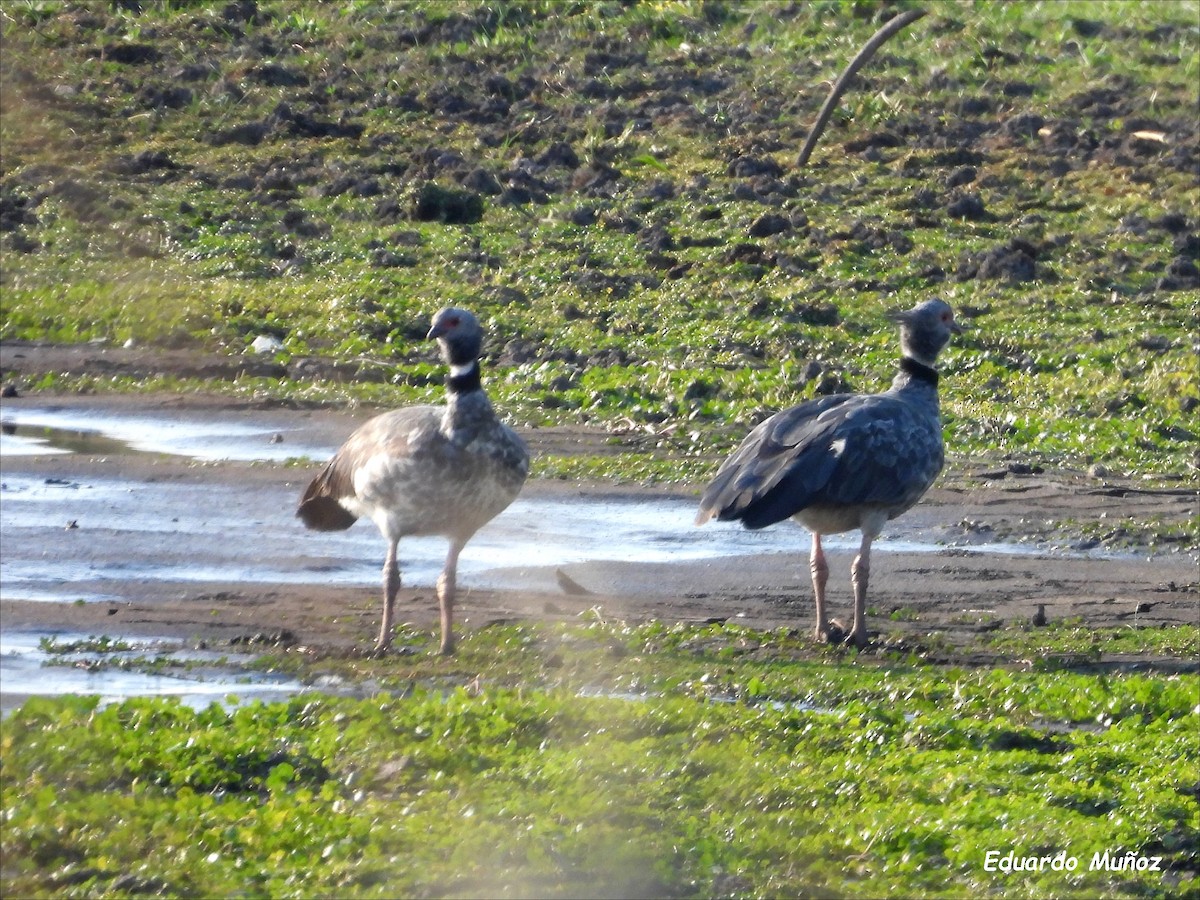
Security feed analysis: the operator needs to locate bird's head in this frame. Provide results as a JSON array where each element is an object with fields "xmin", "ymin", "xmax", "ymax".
[
  {"xmin": 887, "ymin": 299, "xmax": 963, "ymax": 367},
  {"xmin": 428, "ymin": 307, "xmax": 484, "ymax": 367}
]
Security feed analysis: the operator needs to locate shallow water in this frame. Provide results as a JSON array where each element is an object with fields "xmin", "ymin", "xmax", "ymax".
[
  {"xmin": 0, "ymin": 630, "xmax": 305, "ymax": 713},
  {"xmin": 0, "ymin": 405, "xmax": 1021, "ymax": 605},
  {"xmin": 0, "ymin": 403, "xmax": 1092, "ymax": 707},
  {"xmin": 1, "ymin": 405, "xmax": 328, "ymax": 462},
  {"xmin": 0, "ymin": 467, "xmax": 899, "ymax": 597},
  {"xmin": 1, "ymin": 403, "xmax": 1109, "ymax": 599}
]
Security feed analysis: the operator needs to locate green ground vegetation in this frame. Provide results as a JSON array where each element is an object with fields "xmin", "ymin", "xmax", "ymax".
[
  {"xmin": 3, "ymin": 620, "xmax": 1198, "ymax": 898},
  {"xmin": 1, "ymin": 0, "xmax": 1197, "ymax": 478}
]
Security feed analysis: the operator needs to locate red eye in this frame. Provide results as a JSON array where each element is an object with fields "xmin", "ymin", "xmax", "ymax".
[{"xmin": 448, "ymin": 316, "xmax": 460, "ymax": 327}]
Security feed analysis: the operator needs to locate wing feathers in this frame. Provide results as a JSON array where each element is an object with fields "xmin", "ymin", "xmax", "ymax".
[
  {"xmin": 696, "ymin": 395, "xmax": 855, "ymax": 528},
  {"xmin": 296, "ymin": 407, "xmax": 433, "ymax": 532},
  {"xmin": 697, "ymin": 393, "xmax": 942, "ymax": 530}
]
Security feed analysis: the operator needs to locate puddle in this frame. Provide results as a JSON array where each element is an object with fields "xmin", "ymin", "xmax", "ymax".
[
  {"xmin": 0, "ymin": 428, "xmax": 73, "ymax": 457},
  {"xmin": 0, "ymin": 406, "xmax": 331, "ymax": 462},
  {"xmin": 0, "ymin": 404, "xmax": 1117, "ymax": 605},
  {"xmin": 0, "ymin": 466, "xmax": 1044, "ymax": 605},
  {"xmin": 0, "ymin": 402, "xmax": 1131, "ymax": 708},
  {"xmin": 0, "ymin": 630, "xmax": 305, "ymax": 714}
]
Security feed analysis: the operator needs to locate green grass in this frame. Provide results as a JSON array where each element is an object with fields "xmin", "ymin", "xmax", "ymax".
[
  {"xmin": 4, "ymin": 620, "xmax": 1199, "ymax": 899},
  {"xmin": 983, "ymin": 620, "xmax": 1200, "ymax": 662},
  {"xmin": 1, "ymin": 0, "xmax": 1197, "ymax": 478}
]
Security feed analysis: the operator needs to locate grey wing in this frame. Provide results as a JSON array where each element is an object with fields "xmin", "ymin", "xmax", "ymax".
[
  {"xmin": 347, "ymin": 407, "xmax": 460, "ymax": 509},
  {"xmin": 696, "ymin": 395, "xmax": 859, "ymax": 529},
  {"xmin": 469, "ymin": 420, "xmax": 531, "ymax": 484},
  {"xmin": 813, "ymin": 396, "xmax": 944, "ymax": 513},
  {"xmin": 296, "ymin": 406, "xmax": 443, "ymax": 530}
]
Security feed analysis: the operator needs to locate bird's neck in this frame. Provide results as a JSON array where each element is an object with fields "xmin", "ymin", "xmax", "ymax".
[
  {"xmin": 446, "ymin": 360, "xmax": 483, "ymax": 395},
  {"xmin": 442, "ymin": 360, "xmax": 495, "ymax": 442},
  {"xmin": 894, "ymin": 356, "xmax": 939, "ymax": 389},
  {"xmin": 899, "ymin": 356, "xmax": 938, "ymax": 386}
]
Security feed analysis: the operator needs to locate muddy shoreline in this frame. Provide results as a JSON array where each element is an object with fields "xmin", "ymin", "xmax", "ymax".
[{"xmin": 2, "ymin": 389, "xmax": 1196, "ymax": 685}]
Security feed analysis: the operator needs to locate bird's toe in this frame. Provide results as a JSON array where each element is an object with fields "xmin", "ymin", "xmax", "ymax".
[
  {"xmin": 844, "ymin": 629, "xmax": 869, "ymax": 650},
  {"xmin": 816, "ymin": 619, "xmax": 847, "ymax": 644}
]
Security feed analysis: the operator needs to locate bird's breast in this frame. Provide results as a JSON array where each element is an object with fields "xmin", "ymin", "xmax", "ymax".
[
  {"xmin": 794, "ymin": 504, "xmax": 887, "ymax": 536},
  {"xmin": 350, "ymin": 424, "xmax": 526, "ymax": 540}
]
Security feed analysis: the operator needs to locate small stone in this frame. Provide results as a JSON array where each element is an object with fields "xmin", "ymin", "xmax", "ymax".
[
  {"xmin": 1007, "ymin": 461, "xmax": 1043, "ymax": 475},
  {"xmin": 249, "ymin": 335, "xmax": 284, "ymax": 354}
]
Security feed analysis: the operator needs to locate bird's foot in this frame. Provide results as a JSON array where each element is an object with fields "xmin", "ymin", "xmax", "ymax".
[
  {"xmin": 368, "ymin": 642, "xmax": 391, "ymax": 659},
  {"xmin": 815, "ymin": 619, "xmax": 847, "ymax": 645},
  {"xmin": 814, "ymin": 620, "xmax": 870, "ymax": 649},
  {"xmin": 843, "ymin": 628, "xmax": 869, "ymax": 650}
]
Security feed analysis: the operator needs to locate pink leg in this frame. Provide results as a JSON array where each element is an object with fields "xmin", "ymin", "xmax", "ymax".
[
  {"xmin": 437, "ymin": 540, "xmax": 463, "ymax": 655},
  {"xmin": 375, "ymin": 539, "xmax": 400, "ymax": 653},
  {"xmin": 810, "ymin": 532, "xmax": 832, "ymax": 641},
  {"xmin": 849, "ymin": 533, "xmax": 872, "ymax": 648}
]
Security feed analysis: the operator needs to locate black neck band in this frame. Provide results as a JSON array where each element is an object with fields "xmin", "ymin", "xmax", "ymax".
[
  {"xmin": 900, "ymin": 356, "xmax": 939, "ymax": 386},
  {"xmin": 446, "ymin": 363, "xmax": 482, "ymax": 395}
]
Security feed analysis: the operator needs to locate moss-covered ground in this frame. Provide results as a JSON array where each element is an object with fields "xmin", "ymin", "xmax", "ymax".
[
  {"xmin": 3, "ymin": 620, "xmax": 1198, "ymax": 898},
  {"xmin": 2, "ymin": 0, "xmax": 1197, "ymax": 479}
]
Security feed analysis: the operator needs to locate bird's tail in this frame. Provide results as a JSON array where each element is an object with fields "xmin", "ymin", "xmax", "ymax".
[
  {"xmin": 297, "ymin": 462, "xmax": 357, "ymax": 531},
  {"xmin": 694, "ymin": 462, "xmax": 742, "ymax": 526}
]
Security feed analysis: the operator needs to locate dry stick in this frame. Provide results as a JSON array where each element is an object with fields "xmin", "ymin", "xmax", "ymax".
[{"xmin": 796, "ymin": 8, "xmax": 928, "ymax": 168}]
